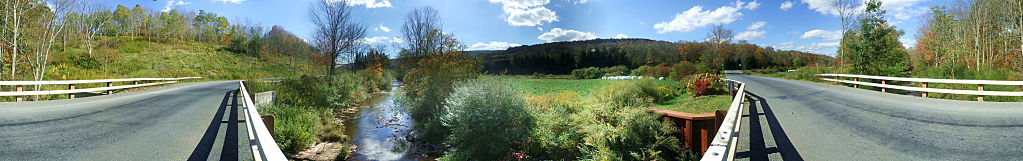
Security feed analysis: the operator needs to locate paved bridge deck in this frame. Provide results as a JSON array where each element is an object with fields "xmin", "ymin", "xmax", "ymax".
[
  {"xmin": 727, "ymin": 73, "xmax": 1023, "ymax": 160},
  {"xmin": 0, "ymin": 81, "xmax": 253, "ymax": 160}
]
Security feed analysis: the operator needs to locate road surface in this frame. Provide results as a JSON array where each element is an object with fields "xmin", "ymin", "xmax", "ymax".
[
  {"xmin": 728, "ymin": 72, "xmax": 1023, "ymax": 160},
  {"xmin": 0, "ymin": 81, "xmax": 253, "ymax": 161}
]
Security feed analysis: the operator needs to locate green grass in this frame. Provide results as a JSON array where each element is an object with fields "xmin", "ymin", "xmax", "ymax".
[
  {"xmin": 653, "ymin": 93, "xmax": 733, "ymax": 113},
  {"xmin": 506, "ymin": 77, "xmax": 731, "ymax": 114},
  {"xmin": 506, "ymin": 78, "xmax": 679, "ymax": 97}
]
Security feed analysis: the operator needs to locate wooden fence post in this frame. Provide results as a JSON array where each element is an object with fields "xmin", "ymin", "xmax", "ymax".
[
  {"xmin": 853, "ymin": 78, "xmax": 859, "ymax": 88},
  {"xmin": 69, "ymin": 84, "xmax": 75, "ymax": 99},
  {"xmin": 921, "ymin": 82, "xmax": 928, "ymax": 98},
  {"xmin": 978, "ymin": 84, "xmax": 984, "ymax": 102},
  {"xmin": 106, "ymin": 82, "xmax": 113, "ymax": 95},
  {"xmin": 881, "ymin": 80, "xmax": 887, "ymax": 93},
  {"xmin": 16, "ymin": 85, "xmax": 23, "ymax": 102}
]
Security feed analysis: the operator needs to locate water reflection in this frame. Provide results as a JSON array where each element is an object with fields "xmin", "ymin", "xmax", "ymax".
[{"xmin": 348, "ymin": 83, "xmax": 421, "ymax": 161}]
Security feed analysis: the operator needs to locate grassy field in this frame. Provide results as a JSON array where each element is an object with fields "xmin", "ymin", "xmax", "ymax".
[
  {"xmin": 505, "ymin": 77, "xmax": 731, "ymax": 114},
  {"xmin": 653, "ymin": 93, "xmax": 732, "ymax": 113}
]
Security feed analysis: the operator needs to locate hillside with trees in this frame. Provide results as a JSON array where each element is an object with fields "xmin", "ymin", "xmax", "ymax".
[
  {"xmin": 0, "ymin": 1, "xmax": 326, "ymax": 84},
  {"xmin": 473, "ymin": 38, "xmax": 834, "ymax": 75}
]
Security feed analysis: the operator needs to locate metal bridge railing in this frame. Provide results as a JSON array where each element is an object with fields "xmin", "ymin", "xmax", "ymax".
[
  {"xmin": 701, "ymin": 78, "xmax": 746, "ymax": 161},
  {"xmin": 238, "ymin": 81, "xmax": 287, "ymax": 161}
]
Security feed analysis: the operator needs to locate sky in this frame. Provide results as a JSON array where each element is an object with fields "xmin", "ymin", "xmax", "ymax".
[{"xmin": 102, "ymin": 0, "xmax": 948, "ymax": 57}]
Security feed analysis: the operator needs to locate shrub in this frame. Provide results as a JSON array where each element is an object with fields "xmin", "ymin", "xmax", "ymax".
[
  {"xmin": 602, "ymin": 65, "xmax": 629, "ymax": 76},
  {"xmin": 523, "ymin": 91, "xmax": 586, "ymax": 160},
  {"xmin": 571, "ymin": 67, "xmax": 604, "ymax": 79},
  {"xmin": 593, "ymin": 81, "xmax": 652, "ymax": 108},
  {"xmin": 441, "ymin": 78, "xmax": 533, "ymax": 160},
  {"xmin": 260, "ymin": 104, "xmax": 326, "ymax": 155},
  {"xmin": 685, "ymin": 73, "xmax": 724, "ymax": 97},
  {"xmin": 403, "ymin": 52, "xmax": 482, "ymax": 145},
  {"xmin": 633, "ymin": 61, "xmax": 699, "ymax": 81},
  {"xmin": 576, "ymin": 108, "xmax": 681, "ymax": 161}
]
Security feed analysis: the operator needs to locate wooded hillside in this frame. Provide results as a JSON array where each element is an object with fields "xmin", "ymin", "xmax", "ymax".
[{"xmin": 473, "ymin": 38, "xmax": 834, "ymax": 75}]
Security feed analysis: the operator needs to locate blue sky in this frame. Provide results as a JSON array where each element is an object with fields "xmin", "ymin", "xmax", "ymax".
[{"xmin": 104, "ymin": 0, "xmax": 947, "ymax": 57}]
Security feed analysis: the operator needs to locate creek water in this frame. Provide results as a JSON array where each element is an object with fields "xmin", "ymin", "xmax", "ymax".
[{"xmin": 346, "ymin": 82, "xmax": 425, "ymax": 161}]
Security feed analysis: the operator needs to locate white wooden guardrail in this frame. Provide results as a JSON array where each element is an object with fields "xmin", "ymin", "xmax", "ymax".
[
  {"xmin": 238, "ymin": 81, "xmax": 287, "ymax": 161},
  {"xmin": 818, "ymin": 74, "xmax": 1023, "ymax": 101},
  {"xmin": 702, "ymin": 78, "xmax": 746, "ymax": 161},
  {"xmin": 0, "ymin": 77, "xmax": 201, "ymax": 102}
]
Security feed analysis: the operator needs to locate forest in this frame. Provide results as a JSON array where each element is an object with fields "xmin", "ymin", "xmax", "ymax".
[{"xmin": 473, "ymin": 38, "xmax": 834, "ymax": 75}]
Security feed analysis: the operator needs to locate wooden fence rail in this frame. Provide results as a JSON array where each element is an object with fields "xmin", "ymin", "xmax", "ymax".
[{"xmin": 818, "ymin": 74, "xmax": 1023, "ymax": 101}]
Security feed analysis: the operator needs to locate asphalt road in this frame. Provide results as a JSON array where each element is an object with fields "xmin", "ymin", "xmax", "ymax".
[
  {"xmin": 0, "ymin": 81, "xmax": 253, "ymax": 161},
  {"xmin": 727, "ymin": 72, "xmax": 1023, "ymax": 160}
]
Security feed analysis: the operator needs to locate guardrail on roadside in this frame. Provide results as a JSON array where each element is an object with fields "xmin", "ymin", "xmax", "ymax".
[
  {"xmin": 818, "ymin": 74, "xmax": 1023, "ymax": 101},
  {"xmin": 0, "ymin": 77, "xmax": 201, "ymax": 102},
  {"xmin": 701, "ymin": 78, "xmax": 746, "ymax": 161},
  {"xmin": 238, "ymin": 81, "xmax": 287, "ymax": 161}
]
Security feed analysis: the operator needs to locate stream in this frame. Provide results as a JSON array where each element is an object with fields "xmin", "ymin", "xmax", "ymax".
[{"xmin": 346, "ymin": 81, "xmax": 425, "ymax": 160}]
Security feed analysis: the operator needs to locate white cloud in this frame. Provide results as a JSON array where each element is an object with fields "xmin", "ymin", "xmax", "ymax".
[
  {"xmin": 613, "ymin": 33, "xmax": 629, "ymax": 39},
  {"xmin": 471, "ymin": 41, "xmax": 522, "ymax": 50},
  {"xmin": 747, "ymin": 21, "xmax": 766, "ymax": 30},
  {"xmin": 375, "ymin": 25, "xmax": 391, "ymax": 32},
  {"xmin": 363, "ymin": 36, "xmax": 402, "ymax": 44},
  {"xmin": 211, "ymin": 0, "xmax": 243, "ymax": 4},
  {"xmin": 899, "ymin": 38, "xmax": 915, "ymax": 49},
  {"xmin": 537, "ymin": 28, "xmax": 597, "ymax": 42},
  {"xmin": 490, "ymin": 0, "xmax": 558, "ymax": 26},
  {"xmin": 778, "ymin": 41, "xmax": 796, "ymax": 49},
  {"xmin": 798, "ymin": 42, "xmax": 840, "ymax": 55},
  {"xmin": 575, "ymin": 0, "xmax": 589, "ymax": 4},
  {"xmin": 537, "ymin": 27, "xmax": 543, "ymax": 31},
  {"xmin": 741, "ymin": 0, "xmax": 761, "ymax": 10},
  {"xmin": 735, "ymin": 30, "xmax": 766, "ymax": 41},
  {"xmin": 653, "ymin": 0, "xmax": 758, "ymax": 33},
  {"xmin": 800, "ymin": 0, "xmax": 926, "ymax": 20},
  {"xmin": 780, "ymin": 1, "xmax": 794, "ymax": 11},
  {"xmin": 347, "ymin": 0, "xmax": 392, "ymax": 8},
  {"xmin": 800, "ymin": 29, "xmax": 842, "ymax": 40},
  {"xmin": 162, "ymin": 0, "xmax": 191, "ymax": 12}
]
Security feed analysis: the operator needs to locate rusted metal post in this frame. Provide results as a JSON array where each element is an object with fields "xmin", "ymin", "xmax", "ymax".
[
  {"xmin": 106, "ymin": 82, "xmax": 113, "ymax": 95},
  {"xmin": 16, "ymin": 85, "xmax": 23, "ymax": 102},
  {"xmin": 69, "ymin": 84, "xmax": 75, "ymax": 99},
  {"xmin": 921, "ymin": 82, "xmax": 928, "ymax": 98},
  {"xmin": 262, "ymin": 115, "xmax": 275, "ymax": 138},
  {"xmin": 881, "ymin": 80, "xmax": 887, "ymax": 93},
  {"xmin": 978, "ymin": 84, "xmax": 984, "ymax": 102}
]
